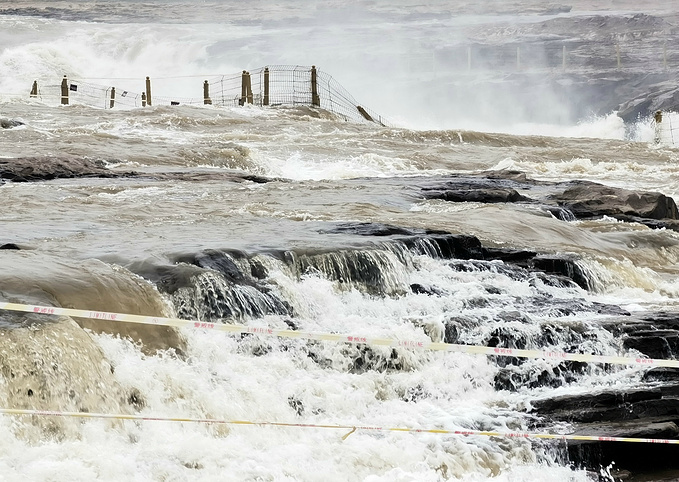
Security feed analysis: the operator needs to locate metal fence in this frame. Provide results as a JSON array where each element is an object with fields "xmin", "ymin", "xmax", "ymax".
[
  {"xmin": 29, "ymin": 65, "xmax": 389, "ymax": 127},
  {"xmin": 655, "ymin": 112, "xmax": 679, "ymax": 146}
]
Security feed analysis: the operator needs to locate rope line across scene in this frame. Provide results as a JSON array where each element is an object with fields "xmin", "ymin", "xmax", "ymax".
[
  {"xmin": 0, "ymin": 302, "xmax": 674, "ymax": 368},
  {"xmin": 1, "ymin": 408, "xmax": 678, "ymax": 445}
]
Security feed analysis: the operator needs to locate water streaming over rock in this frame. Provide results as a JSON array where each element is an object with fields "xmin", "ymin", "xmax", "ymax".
[{"xmin": 2, "ymin": 1, "xmax": 679, "ymax": 481}]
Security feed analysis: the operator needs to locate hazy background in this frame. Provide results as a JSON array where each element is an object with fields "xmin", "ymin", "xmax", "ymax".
[{"xmin": 1, "ymin": 0, "xmax": 678, "ymax": 132}]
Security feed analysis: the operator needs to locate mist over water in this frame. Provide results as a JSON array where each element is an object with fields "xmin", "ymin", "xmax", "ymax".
[
  {"xmin": 1, "ymin": 0, "xmax": 677, "ymax": 133},
  {"xmin": 1, "ymin": 1, "xmax": 679, "ymax": 481}
]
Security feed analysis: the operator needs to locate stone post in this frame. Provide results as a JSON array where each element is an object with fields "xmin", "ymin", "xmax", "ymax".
[
  {"xmin": 60, "ymin": 76, "xmax": 69, "ymax": 105},
  {"xmin": 145, "ymin": 76, "xmax": 152, "ymax": 106},
  {"xmin": 263, "ymin": 67, "xmax": 270, "ymax": 106},
  {"xmin": 311, "ymin": 65, "xmax": 320, "ymax": 107},
  {"xmin": 203, "ymin": 80, "xmax": 212, "ymax": 105}
]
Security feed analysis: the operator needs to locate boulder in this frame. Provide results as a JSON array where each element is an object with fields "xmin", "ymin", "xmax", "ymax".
[
  {"xmin": 0, "ymin": 156, "xmax": 134, "ymax": 182},
  {"xmin": 417, "ymin": 173, "xmax": 679, "ymax": 227},
  {"xmin": 551, "ymin": 181, "xmax": 679, "ymax": 221},
  {"xmin": 0, "ymin": 118, "xmax": 24, "ymax": 129}
]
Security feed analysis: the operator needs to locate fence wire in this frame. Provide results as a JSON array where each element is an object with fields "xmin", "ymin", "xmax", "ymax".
[
  {"xmin": 29, "ymin": 66, "xmax": 389, "ymax": 127},
  {"xmin": 654, "ymin": 113, "xmax": 679, "ymax": 146}
]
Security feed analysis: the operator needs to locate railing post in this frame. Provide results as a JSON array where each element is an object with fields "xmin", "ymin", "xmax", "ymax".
[
  {"xmin": 60, "ymin": 75, "xmax": 69, "ymax": 105},
  {"xmin": 30, "ymin": 81, "xmax": 38, "ymax": 98},
  {"xmin": 203, "ymin": 80, "xmax": 212, "ymax": 105},
  {"xmin": 263, "ymin": 67, "xmax": 269, "ymax": 106},
  {"xmin": 240, "ymin": 70, "xmax": 247, "ymax": 105},
  {"xmin": 246, "ymin": 71, "xmax": 253, "ymax": 104},
  {"xmin": 141, "ymin": 92, "xmax": 147, "ymax": 107},
  {"xmin": 109, "ymin": 87, "xmax": 115, "ymax": 109},
  {"xmin": 663, "ymin": 42, "xmax": 668, "ymax": 71},
  {"xmin": 145, "ymin": 76, "xmax": 152, "ymax": 106},
  {"xmin": 562, "ymin": 45, "xmax": 567, "ymax": 71},
  {"xmin": 311, "ymin": 65, "xmax": 320, "ymax": 107},
  {"xmin": 616, "ymin": 44, "xmax": 621, "ymax": 69}
]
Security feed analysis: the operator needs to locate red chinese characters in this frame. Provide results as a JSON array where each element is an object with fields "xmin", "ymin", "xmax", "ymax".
[
  {"xmin": 193, "ymin": 322, "xmax": 215, "ymax": 329},
  {"xmin": 33, "ymin": 306, "xmax": 56, "ymax": 315},
  {"xmin": 398, "ymin": 340, "xmax": 424, "ymax": 348},
  {"xmin": 89, "ymin": 311, "xmax": 117, "ymax": 321},
  {"xmin": 248, "ymin": 327, "xmax": 272, "ymax": 335}
]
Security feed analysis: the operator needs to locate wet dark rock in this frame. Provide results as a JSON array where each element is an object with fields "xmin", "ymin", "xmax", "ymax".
[
  {"xmin": 0, "ymin": 156, "xmax": 134, "ymax": 182},
  {"xmin": 602, "ymin": 313, "xmax": 679, "ymax": 360},
  {"xmin": 551, "ymin": 181, "xmax": 679, "ymax": 221},
  {"xmin": 566, "ymin": 420, "xmax": 679, "ymax": 473},
  {"xmin": 0, "ymin": 243, "xmax": 20, "ymax": 250},
  {"xmin": 402, "ymin": 384, "xmax": 428, "ymax": 402},
  {"xmin": 421, "ymin": 178, "xmax": 532, "ymax": 204},
  {"xmin": 410, "ymin": 283, "xmax": 443, "ymax": 295},
  {"xmin": 495, "ymin": 361, "xmax": 587, "ymax": 391},
  {"xmin": 327, "ymin": 222, "xmax": 421, "ymax": 237},
  {"xmin": 346, "ymin": 345, "xmax": 406, "ymax": 373},
  {"xmin": 0, "ymin": 118, "xmax": 23, "ymax": 128},
  {"xmin": 151, "ymin": 250, "xmax": 294, "ymax": 321},
  {"xmin": 288, "ymin": 396, "xmax": 304, "ymax": 416},
  {"xmin": 283, "ymin": 318, "xmax": 298, "ymax": 331},
  {"xmin": 618, "ymin": 81, "xmax": 679, "ymax": 123},
  {"xmin": 417, "ymin": 173, "xmax": 679, "ymax": 228},
  {"xmin": 127, "ymin": 388, "xmax": 146, "ymax": 410},
  {"xmin": 623, "ymin": 331, "xmax": 679, "ymax": 359},
  {"xmin": 642, "ymin": 367, "xmax": 679, "ymax": 383},
  {"xmin": 532, "ymin": 388, "xmax": 664, "ymax": 421},
  {"xmin": 190, "ymin": 249, "xmax": 248, "ymax": 284},
  {"xmin": 528, "ymin": 256, "xmax": 591, "ymax": 289},
  {"xmin": 443, "ymin": 321, "xmax": 460, "ymax": 344},
  {"xmin": 531, "ymin": 383, "xmax": 679, "ymax": 472}
]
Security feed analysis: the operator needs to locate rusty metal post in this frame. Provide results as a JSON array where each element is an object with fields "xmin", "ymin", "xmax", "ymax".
[
  {"xmin": 263, "ymin": 67, "xmax": 270, "ymax": 106},
  {"xmin": 203, "ymin": 80, "xmax": 212, "ymax": 105},
  {"xmin": 60, "ymin": 76, "xmax": 69, "ymax": 105},
  {"xmin": 246, "ymin": 71, "xmax": 253, "ymax": 104},
  {"xmin": 141, "ymin": 92, "xmax": 147, "ymax": 107},
  {"xmin": 311, "ymin": 65, "xmax": 320, "ymax": 107},
  {"xmin": 145, "ymin": 76, "xmax": 152, "ymax": 106},
  {"xmin": 30, "ymin": 81, "xmax": 38, "ymax": 98},
  {"xmin": 109, "ymin": 87, "xmax": 115, "ymax": 109}
]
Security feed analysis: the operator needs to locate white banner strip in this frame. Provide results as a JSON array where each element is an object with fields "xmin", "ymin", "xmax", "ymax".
[
  {"xmin": 0, "ymin": 301, "xmax": 675, "ymax": 368},
  {"xmin": 1, "ymin": 408, "xmax": 677, "ymax": 444}
]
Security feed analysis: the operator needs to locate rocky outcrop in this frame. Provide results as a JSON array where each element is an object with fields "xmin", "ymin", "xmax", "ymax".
[
  {"xmin": 531, "ymin": 385, "xmax": 679, "ymax": 473},
  {"xmin": 550, "ymin": 180, "xmax": 679, "ymax": 220},
  {"xmin": 0, "ymin": 118, "xmax": 23, "ymax": 129},
  {"xmin": 0, "ymin": 156, "xmax": 130, "ymax": 182},
  {"xmin": 419, "ymin": 172, "xmax": 679, "ymax": 229},
  {"xmin": 523, "ymin": 312, "xmax": 679, "ymax": 473}
]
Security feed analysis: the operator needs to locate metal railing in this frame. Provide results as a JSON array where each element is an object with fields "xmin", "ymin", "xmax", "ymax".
[{"xmin": 27, "ymin": 65, "xmax": 390, "ymax": 127}]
